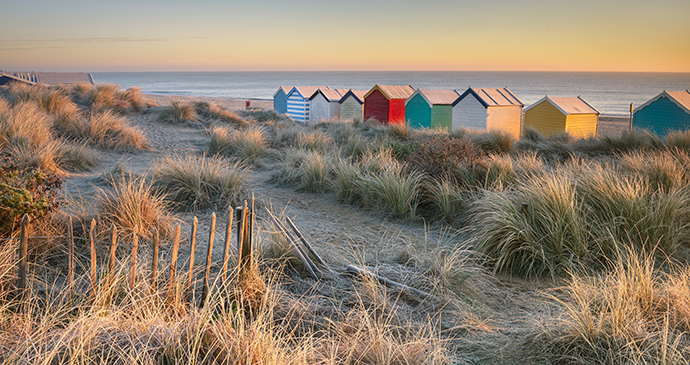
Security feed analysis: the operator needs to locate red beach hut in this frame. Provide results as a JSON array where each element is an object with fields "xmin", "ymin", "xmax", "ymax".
[{"xmin": 363, "ymin": 84, "xmax": 415, "ymax": 124}]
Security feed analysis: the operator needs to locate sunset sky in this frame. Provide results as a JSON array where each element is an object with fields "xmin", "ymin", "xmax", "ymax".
[{"xmin": 2, "ymin": 0, "xmax": 689, "ymax": 72}]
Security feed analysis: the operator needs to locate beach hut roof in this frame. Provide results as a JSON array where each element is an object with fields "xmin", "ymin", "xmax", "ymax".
[
  {"xmin": 339, "ymin": 89, "xmax": 368, "ymax": 104},
  {"xmin": 635, "ymin": 90, "xmax": 690, "ymax": 114},
  {"xmin": 524, "ymin": 96, "xmax": 599, "ymax": 115},
  {"xmin": 36, "ymin": 72, "xmax": 94, "ymax": 84},
  {"xmin": 288, "ymin": 86, "xmax": 329, "ymax": 99},
  {"xmin": 454, "ymin": 87, "xmax": 523, "ymax": 107},
  {"xmin": 406, "ymin": 89, "xmax": 459, "ymax": 106},
  {"xmin": 311, "ymin": 88, "xmax": 348, "ymax": 102},
  {"xmin": 273, "ymin": 86, "xmax": 291, "ymax": 98},
  {"xmin": 364, "ymin": 84, "xmax": 415, "ymax": 100}
]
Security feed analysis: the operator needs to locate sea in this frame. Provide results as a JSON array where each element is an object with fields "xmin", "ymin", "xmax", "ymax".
[{"xmin": 92, "ymin": 71, "xmax": 690, "ymax": 116}]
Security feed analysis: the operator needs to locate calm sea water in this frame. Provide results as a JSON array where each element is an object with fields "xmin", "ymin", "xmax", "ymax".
[{"xmin": 92, "ymin": 71, "xmax": 690, "ymax": 116}]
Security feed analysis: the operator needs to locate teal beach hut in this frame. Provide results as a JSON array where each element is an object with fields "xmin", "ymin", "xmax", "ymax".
[
  {"xmin": 633, "ymin": 90, "xmax": 690, "ymax": 136},
  {"xmin": 273, "ymin": 86, "xmax": 291, "ymax": 114},
  {"xmin": 405, "ymin": 89, "xmax": 459, "ymax": 130}
]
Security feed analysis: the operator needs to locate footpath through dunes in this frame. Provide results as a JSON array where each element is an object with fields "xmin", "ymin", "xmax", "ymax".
[{"xmin": 54, "ymin": 96, "xmax": 587, "ymax": 363}]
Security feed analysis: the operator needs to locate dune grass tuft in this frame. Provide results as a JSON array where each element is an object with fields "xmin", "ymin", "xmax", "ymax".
[
  {"xmin": 153, "ymin": 153, "xmax": 248, "ymax": 211},
  {"xmin": 536, "ymin": 249, "xmax": 690, "ymax": 364},
  {"xmin": 97, "ymin": 173, "xmax": 174, "ymax": 239},
  {"xmin": 57, "ymin": 110, "xmax": 149, "ymax": 151},
  {"xmin": 209, "ymin": 125, "xmax": 268, "ymax": 162},
  {"xmin": 157, "ymin": 100, "xmax": 197, "ymax": 124}
]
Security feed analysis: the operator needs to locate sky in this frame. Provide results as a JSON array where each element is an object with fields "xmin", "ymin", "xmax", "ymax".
[{"xmin": 1, "ymin": 0, "xmax": 689, "ymax": 72}]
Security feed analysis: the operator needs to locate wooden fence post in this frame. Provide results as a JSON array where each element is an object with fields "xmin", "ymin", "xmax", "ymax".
[
  {"xmin": 129, "ymin": 225, "xmax": 139, "ymax": 289},
  {"xmin": 202, "ymin": 212, "xmax": 216, "ymax": 304},
  {"xmin": 67, "ymin": 216, "xmax": 74, "ymax": 299},
  {"xmin": 17, "ymin": 214, "xmax": 29, "ymax": 295},
  {"xmin": 90, "ymin": 219, "xmax": 97, "ymax": 299},
  {"xmin": 107, "ymin": 224, "xmax": 118, "ymax": 287},
  {"xmin": 151, "ymin": 228, "xmax": 159, "ymax": 291},
  {"xmin": 167, "ymin": 224, "xmax": 181, "ymax": 302},
  {"xmin": 221, "ymin": 207, "xmax": 233, "ymax": 284},
  {"xmin": 186, "ymin": 217, "xmax": 198, "ymax": 301}
]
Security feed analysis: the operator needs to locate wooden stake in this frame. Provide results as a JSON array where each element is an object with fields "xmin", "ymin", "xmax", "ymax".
[
  {"xmin": 67, "ymin": 216, "xmax": 74, "ymax": 298},
  {"xmin": 221, "ymin": 207, "xmax": 233, "ymax": 283},
  {"xmin": 285, "ymin": 216, "xmax": 328, "ymax": 269},
  {"xmin": 167, "ymin": 224, "xmax": 181, "ymax": 301},
  {"xmin": 265, "ymin": 209, "xmax": 319, "ymax": 280},
  {"xmin": 202, "ymin": 212, "xmax": 216, "ymax": 304},
  {"xmin": 107, "ymin": 224, "xmax": 118, "ymax": 286},
  {"xmin": 151, "ymin": 228, "xmax": 159, "ymax": 291},
  {"xmin": 90, "ymin": 219, "xmax": 97, "ymax": 299},
  {"xmin": 17, "ymin": 214, "xmax": 29, "ymax": 294},
  {"xmin": 129, "ymin": 225, "xmax": 139, "ymax": 289},
  {"xmin": 346, "ymin": 264, "xmax": 437, "ymax": 301},
  {"xmin": 186, "ymin": 217, "xmax": 198, "ymax": 300},
  {"xmin": 239, "ymin": 201, "xmax": 250, "ymax": 273}
]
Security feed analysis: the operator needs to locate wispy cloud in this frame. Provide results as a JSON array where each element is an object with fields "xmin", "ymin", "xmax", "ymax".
[{"xmin": 1, "ymin": 37, "xmax": 171, "ymax": 44}]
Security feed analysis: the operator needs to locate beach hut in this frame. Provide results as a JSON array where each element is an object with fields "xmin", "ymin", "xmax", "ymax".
[
  {"xmin": 0, "ymin": 73, "xmax": 36, "ymax": 86},
  {"xmin": 309, "ymin": 88, "xmax": 348, "ymax": 122},
  {"xmin": 363, "ymin": 84, "xmax": 415, "ymax": 124},
  {"xmin": 452, "ymin": 87, "xmax": 524, "ymax": 139},
  {"xmin": 405, "ymin": 89, "xmax": 459, "ymax": 130},
  {"xmin": 523, "ymin": 96, "xmax": 599, "ymax": 138},
  {"xmin": 632, "ymin": 90, "xmax": 690, "ymax": 137},
  {"xmin": 339, "ymin": 89, "xmax": 368, "ymax": 121},
  {"xmin": 286, "ymin": 86, "xmax": 328, "ymax": 124},
  {"xmin": 273, "ymin": 86, "xmax": 291, "ymax": 114}
]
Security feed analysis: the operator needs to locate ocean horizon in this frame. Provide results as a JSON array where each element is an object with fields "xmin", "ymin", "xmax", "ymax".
[{"xmin": 92, "ymin": 71, "xmax": 690, "ymax": 116}]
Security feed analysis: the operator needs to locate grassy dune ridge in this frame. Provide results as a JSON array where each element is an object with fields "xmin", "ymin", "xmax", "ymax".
[{"xmin": 2, "ymin": 84, "xmax": 690, "ymax": 363}]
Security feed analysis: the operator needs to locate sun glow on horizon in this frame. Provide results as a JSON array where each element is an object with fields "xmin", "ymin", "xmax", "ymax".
[{"xmin": 1, "ymin": 0, "xmax": 689, "ymax": 73}]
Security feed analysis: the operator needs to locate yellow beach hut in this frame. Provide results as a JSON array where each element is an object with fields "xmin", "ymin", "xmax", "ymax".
[{"xmin": 523, "ymin": 96, "xmax": 599, "ymax": 138}]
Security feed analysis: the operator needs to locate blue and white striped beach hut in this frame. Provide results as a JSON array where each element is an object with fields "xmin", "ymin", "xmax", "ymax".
[
  {"xmin": 273, "ymin": 86, "xmax": 291, "ymax": 114},
  {"xmin": 287, "ymin": 86, "xmax": 328, "ymax": 124}
]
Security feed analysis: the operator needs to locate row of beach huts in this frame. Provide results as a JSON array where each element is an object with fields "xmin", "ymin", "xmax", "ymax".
[{"xmin": 274, "ymin": 85, "xmax": 690, "ymax": 138}]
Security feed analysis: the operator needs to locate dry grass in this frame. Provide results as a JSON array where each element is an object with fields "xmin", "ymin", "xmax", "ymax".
[
  {"xmin": 157, "ymin": 100, "xmax": 197, "ymax": 124},
  {"xmin": 153, "ymin": 153, "xmax": 249, "ymax": 211},
  {"xmin": 534, "ymin": 249, "xmax": 690, "ymax": 364},
  {"xmin": 209, "ymin": 125, "xmax": 268, "ymax": 162},
  {"xmin": 57, "ymin": 110, "xmax": 149, "ymax": 151},
  {"xmin": 97, "ymin": 173, "xmax": 174, "ymax": 239}
]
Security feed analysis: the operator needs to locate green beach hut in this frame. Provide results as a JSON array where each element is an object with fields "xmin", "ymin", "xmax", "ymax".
[
  {"xmin": 632, "ymin": 90, "xmax": 690, "ymax": 137},
  {"xmin": 405, "ymin": 89, "xmax": 459, "ymax": 130}
]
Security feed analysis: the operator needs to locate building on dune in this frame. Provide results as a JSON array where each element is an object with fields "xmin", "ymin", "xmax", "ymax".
[
  {"xmin": 452, "ymin": 87, "xmax": 524, "ymax": 139},
  {"xmin": 273, "ymin": 86, "xmax": 292, "ymax": 114},
  {"xmin": 405, "ymin": 89, "xmax": 459, "ymax": 131},
  {"xmin": 309, "ymin": 88, "xmax": 349, "ymax": 122},
  {"xmin": 523, "ymin": 96, "xmax": 599, "ymax": 138},
  {"xmin": 286, "ymin": 86, "xmax": 328, "ymax": 124},
  {"xmin": 0, "ymin": 72, "xmax": 36, "ymax": 86},
  {"xmin": 0, "ymin": 71, "xmax": 94, "ymax": 85},
  {"xmin": 363, "ymin": 84, "xmax": 415, "ymax": 124},
  {"xmin": 339, "ymin": 89, "xmax": 368, "ymax": 122},
  {"xmin": 632, "ymin": 90, "xmax": 690, "ymax": 137}
]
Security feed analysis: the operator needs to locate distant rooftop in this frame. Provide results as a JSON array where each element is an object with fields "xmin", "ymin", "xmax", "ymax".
[{"xmin": 0, "ymin": 71, "xmax": 94, "ymax": 85}]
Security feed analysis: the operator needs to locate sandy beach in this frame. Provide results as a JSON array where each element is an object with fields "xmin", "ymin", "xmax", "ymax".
[{"xmin": 145, "ymin": 93, "xmax": 272, "ymax": 111}]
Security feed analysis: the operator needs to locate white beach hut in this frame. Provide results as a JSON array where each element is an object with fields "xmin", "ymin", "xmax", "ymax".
[
  {"xmin": 309, "ymin": 88, "xmax": 348, "ymax": 122},
  {"xmin": 452, "ymin": 87, "xmax": 524, "ymax": 139}
]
